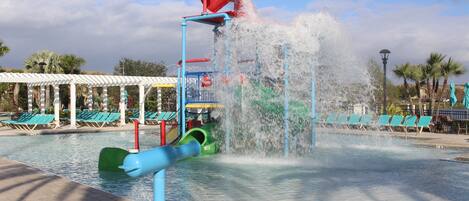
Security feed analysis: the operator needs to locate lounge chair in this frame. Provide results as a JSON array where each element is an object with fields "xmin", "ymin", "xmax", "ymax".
[
  {"xmin": 388, "ymin": 115, "xmax": 404, "ymax": 132},
  {"xmin": 416, "ymin": 116, "xmax": 433, "ymax": 134},
  {"xmin": 347, "ymin": 114, "xmax": 361, "ymax": 128},
  {"xmin": 335, "ymin": 114, "xmax": 349, "ymax": 128},
  {"xmin": 358, "ymin": 114, "xmax": 373, "ymax": 130},
  {"xmin": 323, "ymin": 113, "xmax": 337, "ymax": 127},
  {"xmin": 85, "ymin": 113, "xmax": 120, "ymax": 128},
  {"xmin": 157, "ymin": 112, "xmax": 177, "ymax": 122},
  {"xmin": 400, "ymin": 115, "xmax": 417, "ymax": 133},
  {"xmin": 377, "ymin": 115, "xmax": 391, "ymax": 130},
  {"xmin": 11, "ymin": 114, "xmax": 55, "ymax": 131}
]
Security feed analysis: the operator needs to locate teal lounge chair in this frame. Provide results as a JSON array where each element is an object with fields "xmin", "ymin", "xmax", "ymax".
[
  {"xmin": 12, "ymin": 114, "xmax": 55, "ymax": 131},
  {"xmin": 377, "ymin": 115, "xmax": 391, "ymax": 129},
  {"xmin": 400, "ymin": 115, "xmax": 417, "ymax": 133},
  {"xmin": 157, "ymin": 112, "xmax": 177, "ymax": 122},
  {"xmin": 388, "ymin": 115, "xmax": 404, "ymax": 132},
  {"xmin": 347, "ymin": 114, "xmax": 361, "ymax": 128},
  {"xmin": 358, "ymin": 114, "xmax": 373, "ymax": 130},
  {"xmin": 416, "ymin": 116, "xmax": 433, "ymax": 134},
  {"xmin": 335, "ymin": 114, "xmax": 349, "ymax": 128},
  {"xmin": 323, "ymin": 113, "xmax": 337, "ymax": 127}
]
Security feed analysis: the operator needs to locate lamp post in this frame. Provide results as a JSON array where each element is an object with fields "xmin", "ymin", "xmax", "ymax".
[{"xmin": 379, "ymin": 49, "xmax": 391, "ymax": 115}]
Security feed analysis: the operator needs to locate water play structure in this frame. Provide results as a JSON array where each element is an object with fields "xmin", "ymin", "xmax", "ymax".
[{"xmin": 99, "ymin": 0, "xmax": 375, "ymax": 200}]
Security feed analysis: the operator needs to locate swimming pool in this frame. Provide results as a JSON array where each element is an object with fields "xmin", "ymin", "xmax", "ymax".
[{"xmin": 0, "ymin": 131, "xmax": 468, "ymax": 201}]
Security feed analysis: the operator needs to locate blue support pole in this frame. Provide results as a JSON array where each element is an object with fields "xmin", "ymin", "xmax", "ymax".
[
  {"xmin": 283, "ymin": 45, "xmax": 289, "ymax": 157},
  {"xmin": 311, "ymin": 77, "xmax": 317, "ymax": 150},
  {"xmin": 154, "ymin": 169, "xmax": 165, "ymax": 201},
  {"xmin": 181, "ymin": 21, "xmax": 187, "ymax": 136},
  {"xmin": 224, "ymin": 18, "xmax": 232, "ymax": 154},
  {"xmin": 176, "ymin": 68, "xmax": 181, "ymax": 137}
]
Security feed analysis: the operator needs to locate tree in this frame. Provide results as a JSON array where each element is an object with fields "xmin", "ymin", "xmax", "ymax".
[
  {"xmin": 425, "ymin": 52, "xmax": 445, "ymax": 113},
  {"xmin": 438, "ymin": 57, "xmax": 465, "ymax": 100},
  {"xmin": 0, "ymin": 40, "xmax": 9, "ymax": 58},
  {"xmin": 25, "ymin": 50, "xmax": 63, "ymax": 109},
  {"xmin": 114, "ymin": 58, "xmax": 167, "ymax": 77},
  {"xmin": 408, "ymin": 64, "xmax": 425, "ymax": 115},
  {"xmin": 113, "ymin": 58, "xmax": 168, "ymax": 110},
  {"xmin": 393, "ymin": 62, "xmax": 413, "ymax": 104},
  {"xmin": 59, "ymin": 54, "xmax": 85, "ymax": 74}
]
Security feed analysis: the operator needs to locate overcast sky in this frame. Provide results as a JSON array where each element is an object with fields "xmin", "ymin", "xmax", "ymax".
[{"xmin": 0, "ymin": 0, "xmax": 468, "ymax": 83}]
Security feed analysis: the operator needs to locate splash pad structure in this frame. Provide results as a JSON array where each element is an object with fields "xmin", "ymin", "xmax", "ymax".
[{"xmin": 178, "ymin": 0, "xmax": 329, "ymax": 157}]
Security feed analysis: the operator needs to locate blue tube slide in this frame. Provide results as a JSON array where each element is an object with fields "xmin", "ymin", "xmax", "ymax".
[{"xmin": 120, "ymin": 141, "xmax": 201, "ymax": 177}]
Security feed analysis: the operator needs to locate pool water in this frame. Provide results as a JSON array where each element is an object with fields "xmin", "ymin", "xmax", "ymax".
[{"xmin": 0, "ymin": 132, "xmax": 468, "ymax": 201}]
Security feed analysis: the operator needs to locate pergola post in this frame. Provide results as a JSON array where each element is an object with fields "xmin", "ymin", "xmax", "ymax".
[
  {"xmin": 70, "ymin": 82, "xmax": 77, "ymax": 129},
  {"xmin": 102, "ymin": 87, "xmax": 108, "ymax": 112},
  {"xmin": 139, "ymin": 84, "xmax": 145, "ymax": 125},
  {"xmin": 157, "ymin": 87, "xmax": 162, "ymax": 114},
  {"xmin": 120, "ymin": 86, "xmax": 126, "ymax": 126},
  {"xmin": 40, "ymin": 85, "xmax": 46, "ymax": 114},
  {"xmin": 53, "ymin": 85, "xmax": 60, "ymax": 128},
  {"xmin": 27, "ymin": 84, "xmax": 33, "ymax": 113},
  {"xmin": 87, "ymin": 85, "xmax": 93, "ymax": 111}
]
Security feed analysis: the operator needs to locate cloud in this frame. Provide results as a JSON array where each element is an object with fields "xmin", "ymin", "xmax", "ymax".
[
  {"xmin": 0, "ymin": 0, "xmax": 468, "ymax": 84},
  {"xmin": 0, "ymin": 0, "xmax": 212, "ymax": 74},
  {"xmin": 307, "ymin": 0, "xmax": 469, "ymax": 83}
]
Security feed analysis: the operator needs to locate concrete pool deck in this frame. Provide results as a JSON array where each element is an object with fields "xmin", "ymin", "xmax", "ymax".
[
  {"xmin": 0, "ymin": 158, "xmax": 127, "ymax": 201},
  {"xmin": 318, "ymin": 127, "xmax": 469, "ymax": 148}
]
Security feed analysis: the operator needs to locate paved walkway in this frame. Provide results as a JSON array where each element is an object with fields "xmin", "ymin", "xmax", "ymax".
[{"xmin": 0, "ymin": 158, "xmax": 127, "ymax": 201}]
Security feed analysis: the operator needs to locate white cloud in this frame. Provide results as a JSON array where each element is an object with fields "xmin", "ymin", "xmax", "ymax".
[
  {"xmin": 0, "ymin": 0, "xmax": 468, "ymax": 84},
  {"xmin": 307, "ymin": 0, "xmax": 469, "ymax": 83},
  {"xmin": 0, "ymin": 0, "xmax": 212, "ymax": 73}
]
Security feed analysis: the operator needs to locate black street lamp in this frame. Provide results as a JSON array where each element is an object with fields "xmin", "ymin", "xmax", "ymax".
[{"xmin": 379, "ymin": 49, "xmax": 391, "ymax": 115}]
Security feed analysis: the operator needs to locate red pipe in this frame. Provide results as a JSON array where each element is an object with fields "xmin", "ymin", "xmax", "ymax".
[
  {"xmin": 187, "ymin": 120, "xmax": 193, "ymax": 130},
  {"xmin": 160, "ymin": 120, "xmax": 166, "ymax": 146},
  {"xmin": 177, "ymin": 58, "xmax": 211, "ymax": 66},
  {"xmin": 134, "ymin": 120, "xmax": 140, "ymax": 151},
  {"xmin": 203, "ymin": 0, "xmax": 208, "ymax": 13}
]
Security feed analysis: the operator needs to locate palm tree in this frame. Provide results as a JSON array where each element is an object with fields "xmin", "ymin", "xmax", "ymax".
[
  {"xmin": 425, "ymin": 52, "xmax": 446, "ymax": 113},
  {"xmin": 59, "ymin": 54, "xmax": 85, "ymax": 74},
  {"xmin": 393, "ymin": 63, "xmax": 413, "ymax": 104},
  {"xmin": 25, "ymin": 50, "xmax": 63, "ymax": 108},
  {"xmin": 0, "ymin": 40, "xmax": 9, "ymax": 58},
  {"xmin": 439, "ymin": 57, "xmax": 465, "ymax": 99},
  {"xmin": 435, "ymin": 57, "xmax": 465, "ymax": 115},
  {"xmin": 408, "ymin": 64, "xmax": 425, "ymax": 115}
]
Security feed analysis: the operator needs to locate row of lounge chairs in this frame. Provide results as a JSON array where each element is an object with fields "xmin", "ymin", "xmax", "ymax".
[
  {"xmin": 128, "ymin": 111, "xmax": 177, "ymax": 124},
  {"xmin": 322, "ymin": 113, "xmax": 433, "ymax": 134},
  {"xmin": 0, "ymin": 113, "xmax": 55, "ymax": 131},
  {"xmin": 76, "ymin": 111, "xmax": 120, "ymax": 128}
]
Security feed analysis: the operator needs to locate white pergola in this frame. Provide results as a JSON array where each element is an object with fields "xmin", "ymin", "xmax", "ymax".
[{"xmin": 0, "ymin": 73, "xmax": 177, "ymax": 128}]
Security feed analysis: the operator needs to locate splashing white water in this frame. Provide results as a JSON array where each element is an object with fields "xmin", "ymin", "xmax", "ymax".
[{"xmin": 208, "ymin": 0, "xmax": 374, "ymax": 155}]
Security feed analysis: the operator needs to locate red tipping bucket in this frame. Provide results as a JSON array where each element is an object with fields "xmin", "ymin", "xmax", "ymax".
[{"xmin": 202, "ymin": 0, "xmax": 231, "ymax": 13}]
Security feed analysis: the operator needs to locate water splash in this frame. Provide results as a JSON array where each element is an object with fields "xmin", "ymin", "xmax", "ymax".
[{"xmin": 211, "ymin": 0, "xmax": 374, "ymax": 156}]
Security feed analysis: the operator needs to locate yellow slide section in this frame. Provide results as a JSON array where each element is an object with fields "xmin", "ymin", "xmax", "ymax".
[{"xmin": 167, "ymin": 127, "xmax": 180, "ymax": 145}]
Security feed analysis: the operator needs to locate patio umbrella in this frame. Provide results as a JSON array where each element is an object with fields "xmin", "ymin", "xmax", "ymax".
[
  {"xmin": 449, "ymin": 81, "xmax": 457, "ymax": 107},
  {"xmin": 463, "ymin": 82, "xmax": 469, "ymax": 110}
]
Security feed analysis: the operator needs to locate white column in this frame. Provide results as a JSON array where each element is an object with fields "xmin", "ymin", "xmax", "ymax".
[
  {"xmin": 87, "ymin": 85, "xmax": 93, "ymax": 111},
  {"xmin": 27, "ymin": 84, "xmax": 33, "ymax": 113},
  {"xmin": 40, "ymin": 85, "xmax": 46, "ymax": 114},
  {"xmin": 53, "ymin": 85, "xmax": 60, "ymax": 127},
  {"xmin": 139, "ymin": 84, "xmax": 145, "ymax": 125},
  {"xmin": 120, "ymin": 86, "xmax": 126, "ymax": 126},
  {"xmin": 157, "ymin": 87, "xmax": 162, "ymax": 114},
  {"xmin": 70, "ymin": 82, "xmax": 77, "ymax": 129},
  {"xmin": 102, "ymin": 87, "xmax": 108, "ymax": 112}
]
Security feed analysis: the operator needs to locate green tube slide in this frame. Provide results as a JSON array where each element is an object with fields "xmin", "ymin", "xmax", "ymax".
[{"xmin": 178, "ymin": 123, "xmax": 218, "ymax": 156}]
